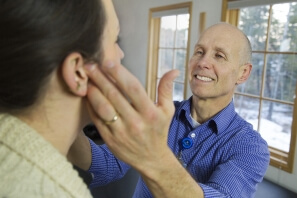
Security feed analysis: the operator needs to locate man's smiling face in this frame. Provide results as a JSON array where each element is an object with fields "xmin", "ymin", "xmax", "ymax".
[{"xmin": 188, "ymin": 23, "xmax": 247, "ymax": 102}]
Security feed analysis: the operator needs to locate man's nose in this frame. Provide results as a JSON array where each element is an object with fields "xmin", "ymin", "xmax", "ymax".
[{"xmin": 197, "ymin": 54, "xmax": 212, "ymax": 69}]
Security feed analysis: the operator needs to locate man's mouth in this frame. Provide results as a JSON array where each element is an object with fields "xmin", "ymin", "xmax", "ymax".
[{"xmin": 195, "ymin": 75, "xmax": 213, "ymax": 82}]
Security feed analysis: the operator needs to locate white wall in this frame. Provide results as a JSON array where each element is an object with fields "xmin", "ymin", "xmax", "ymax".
[{"xmin": 112, "ymin": 0, "xmax": 297, "ymax": 193}]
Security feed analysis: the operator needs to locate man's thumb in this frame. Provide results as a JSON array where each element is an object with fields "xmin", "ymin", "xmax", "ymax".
[{"xmin": 157, "ymin": 69, "xmax": 180, "ymax": 111}]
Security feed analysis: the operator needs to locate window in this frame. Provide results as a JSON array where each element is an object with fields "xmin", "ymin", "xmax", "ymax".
[
  {"xmin": 146, "ymin": 2, "xmax": 192, "ymax": 102},
  {"xmin": 222, "ymin": 0, "xmax": 297, "ymax": 173}
]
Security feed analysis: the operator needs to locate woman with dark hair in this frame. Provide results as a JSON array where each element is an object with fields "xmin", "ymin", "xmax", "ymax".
[{"xmin": 0, "ymin": 0, "xmax": 121, "ymax": 197}]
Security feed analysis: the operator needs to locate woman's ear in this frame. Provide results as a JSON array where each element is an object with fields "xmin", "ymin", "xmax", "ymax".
[
  {"xmin": 236, "ymin": 63, "xmax": 252, "ymax": 85},
  {"xmin": 61, "ymin": 52, "xmax": 88, "ymax": 96}
]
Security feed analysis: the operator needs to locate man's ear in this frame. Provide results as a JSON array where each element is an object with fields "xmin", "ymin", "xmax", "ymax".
[
  {"xmin": 61, "ymin": 52, "xmax": 88, "ymax": 96},
  {"xmin": 236, "ymin": 63, "xmax": 252, "ymax": 85}
]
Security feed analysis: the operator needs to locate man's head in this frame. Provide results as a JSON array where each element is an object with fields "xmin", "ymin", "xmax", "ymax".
[{"xmin": 188, "ymin": 22, "xmax": 252, "ymax": 104}]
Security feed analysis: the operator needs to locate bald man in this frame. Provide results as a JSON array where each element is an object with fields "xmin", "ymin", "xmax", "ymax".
[{"xmin": 72, "ymin": 22, "xmax": 270, "ymax": 198}]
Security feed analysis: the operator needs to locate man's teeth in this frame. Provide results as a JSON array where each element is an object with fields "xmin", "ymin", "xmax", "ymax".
[{"xmin": 196, "ymin": 75, "xmax": 212, "ymax": 82}]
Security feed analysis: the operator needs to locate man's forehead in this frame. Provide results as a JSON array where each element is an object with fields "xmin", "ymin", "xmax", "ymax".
[
  {"xmin": 195, "ymin": 38, "xmax": 230, "ymax": 50},
  {"xmin": 197, "ymin": 30, "xmax": 240, "ymax": 50}
]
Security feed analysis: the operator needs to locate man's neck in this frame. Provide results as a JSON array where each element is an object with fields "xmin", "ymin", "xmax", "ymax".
[{"xmin": 190, "ymin": 96, "xmax": 232, "ymax": 124}]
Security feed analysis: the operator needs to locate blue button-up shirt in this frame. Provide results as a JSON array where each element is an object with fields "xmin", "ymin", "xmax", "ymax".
[{"xmin": 89, "ymin": 98, "xmax": 270, "ymax": 198}]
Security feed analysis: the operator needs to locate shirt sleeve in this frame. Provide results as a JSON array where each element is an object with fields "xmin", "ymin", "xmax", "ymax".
[
  {"xmin": 199, "ymin": 131, "xmax": 270, "ymax": 198},
  {"xmin": 88, "ymin": 138, "xmax": 130, "ymax": 188}
]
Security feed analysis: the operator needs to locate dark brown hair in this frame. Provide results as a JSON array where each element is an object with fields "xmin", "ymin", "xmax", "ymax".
[{"xmin": 0, "ymin": 0, "xmax": 106, "ymax": 111}]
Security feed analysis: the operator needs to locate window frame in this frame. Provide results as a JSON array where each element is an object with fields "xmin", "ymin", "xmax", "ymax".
[
  {"xmin": 146, "ymin": 2, "xmax": 192, "ymax": 101},
  {"xmin": 221, "ymin": 0, "xmax": 297, "ymax": 173}
]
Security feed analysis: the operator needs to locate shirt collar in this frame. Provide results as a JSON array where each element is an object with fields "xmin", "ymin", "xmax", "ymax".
[
  {"xmin": 175, "ymin": 97, "xmax": 237, "ymax": 134},
  {"xmin": 210, "ymin": 100, "xmax": 236, "ymax": 134}
]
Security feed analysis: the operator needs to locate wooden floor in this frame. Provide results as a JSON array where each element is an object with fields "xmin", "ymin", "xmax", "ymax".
[{"xmin": 255, "ymin": 179, "xmax": 297, "ymax": 198}]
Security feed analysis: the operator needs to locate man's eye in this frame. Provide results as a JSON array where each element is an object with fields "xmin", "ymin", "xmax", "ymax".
[
  {"xmin": 195, "ymin": 50, "xmax": 203, "ymax": 55},
  {"xmin": 215, "ymin": 53, "xmax": 224, "ymax": 59}
]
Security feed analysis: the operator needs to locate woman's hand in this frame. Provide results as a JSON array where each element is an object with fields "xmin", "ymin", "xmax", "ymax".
[{"xmin": 85, "ymin": 61, "xmax": 179, "ymax": 172}]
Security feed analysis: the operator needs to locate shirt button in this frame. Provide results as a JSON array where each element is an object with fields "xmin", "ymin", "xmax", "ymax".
[
  {"xmin": 190, "ymin": 133, "xmax": 196, "ymax": 138},
  {"xmin": 182, "ymin": 137, "xmax": 193, "ymax": 149}
]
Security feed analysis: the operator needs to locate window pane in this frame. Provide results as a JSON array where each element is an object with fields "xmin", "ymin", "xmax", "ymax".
[
  {"xmin": 175, "ymin": 14, "xmax": 189, "ymax": 48},
  {"xmin": 259, "ymin": 100, "xmax": 293, "ymax": 152},
  {"xmin": 269, "ymin": 3, "xmax": 297, "ymax": 52},
  {"xmin": 159, "ymin": 15, "xmax": 176, "ymax": 48},
  {"xmin": 236, "ymin": 53, "xmax": 264, "ymax": 96},
  {"xmin": 264, "ymin": 54, "xmax": 297, "ymax": 102},
  {"xmin": 173, "ymin": 82, "xmax": 184, "ymax": 101},
  {"xmin": 235, "ymin": 2, "xmax": 297, "ymax": 170},
  {"xmin": 287, "ymin": 2, "xmax": 297, "ymax": 52},
  {"xmin": 238, "ymin": 5, "xmax": 270, "ymax": 51},
  {"xmin": 234, "ymin": 95, "xmax": 260, "ymax": 130},
  {"xmin": 174, "ymin": 49, "xmax": 186, "ymax": 82},
  {"xmin": 158, "ymin": 49, "xmax": 173, "ymax": 77}
]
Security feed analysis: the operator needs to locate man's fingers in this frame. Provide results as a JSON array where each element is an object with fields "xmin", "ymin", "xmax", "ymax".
[
  {"xmin": 87, "ymin": 82, "xmax": 117, "ymax": 123},
  {"xmin": 86, "ymin": 100, "xmax": 114, "ymax": 141},
  {"xmin": 100, "ymin": 61, "xmax": 155, "ymax": 114},
  {"xmin": 85, "ymin": 64, "xmax": 137, "ymax": 122}
]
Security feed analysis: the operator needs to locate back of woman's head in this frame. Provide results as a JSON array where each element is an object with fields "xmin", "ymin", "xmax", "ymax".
[{"xmin": 0, "ymin": 0, "xmax": 105, "ymax": 112}]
